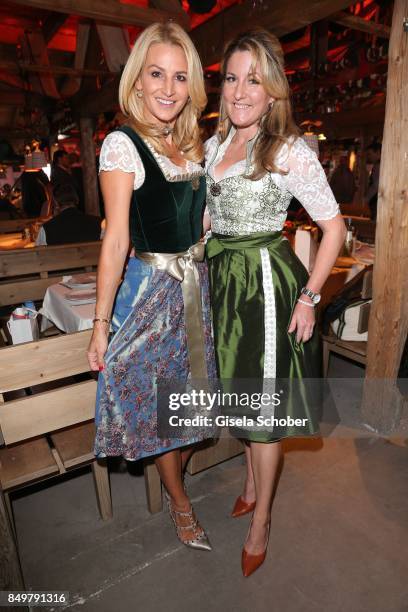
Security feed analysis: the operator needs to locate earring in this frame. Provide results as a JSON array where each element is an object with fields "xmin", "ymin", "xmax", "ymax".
[{"xmin": 136, "ymin": 90, "xmax": 143, "ymax": 98}]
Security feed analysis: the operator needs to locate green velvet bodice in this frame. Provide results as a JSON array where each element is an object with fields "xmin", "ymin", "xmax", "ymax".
[{"xmin": 118, "ymin": 126, "xmax": 206, "ymax": 253}]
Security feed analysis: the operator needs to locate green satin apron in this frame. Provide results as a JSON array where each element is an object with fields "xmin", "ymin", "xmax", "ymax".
[{"xmin": 206, "ymin": 230, "xmax": 321, "ymax": 442}]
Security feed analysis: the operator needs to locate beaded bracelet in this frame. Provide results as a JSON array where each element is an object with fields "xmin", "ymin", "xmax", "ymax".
[
  {"xmin": 93, "ymin": 317, "xmax": 111, "ymax": 325},
  {"xmin": 297, "ymin": 298, "xmax": 315, "ymax": 308}
]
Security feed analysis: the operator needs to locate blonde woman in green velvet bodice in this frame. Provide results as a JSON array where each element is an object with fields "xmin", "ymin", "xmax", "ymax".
[
  {"xmin": 205, "ymin": 28, "xmax": 346, "ymax": 577},
  {"xmin": 88, "ymin": 22, "xmax": 216, "ymax": 552}
]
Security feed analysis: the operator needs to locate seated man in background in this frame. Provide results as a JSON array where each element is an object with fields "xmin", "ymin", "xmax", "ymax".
[
  {"xmin": 0, "ymin": 184, "xmax": 21, "ymax": 219},
  {"xmin": 329, "ymin": 152, "xmax": 356, "ymax": 205},
  {"xmin": 36, "ymin": 183, "xmax": 102, "ymax": 245}
]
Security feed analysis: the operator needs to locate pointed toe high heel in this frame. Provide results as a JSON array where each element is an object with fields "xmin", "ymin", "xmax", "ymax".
[
  {"xmin": 241, "ymin": 519, "xmax": 270, "ymax": 577},
  {"xmin": 166, "ymin": 493, "xmax": 212, "ymax": 552},
  {"xmin": 231, "ymin": 495, "xmax": 256, "ymax": 518}
]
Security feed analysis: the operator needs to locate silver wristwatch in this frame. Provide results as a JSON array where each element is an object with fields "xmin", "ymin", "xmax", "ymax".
[{"xmin": 300, "ymin": 286, "xmax": 321, "ymax": 305}]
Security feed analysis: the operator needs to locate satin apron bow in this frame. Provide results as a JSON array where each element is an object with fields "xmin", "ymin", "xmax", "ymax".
[{"xmin": 134, "ymin": 242, "xmax": 208, "ymax": 380}]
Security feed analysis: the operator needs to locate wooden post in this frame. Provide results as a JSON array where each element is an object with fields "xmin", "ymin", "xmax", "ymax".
[
  {"xmin": 0, "ymin": 490, "xmax": 26, "ymax": 592},
  {"xmin": 362, "ymin": 0, "xmax": 408, "ymax": 432},
  {"xmin": 354, "ymin": 127, "xmax": 368, "ymax": 215},
  {"xmin": 79, "ymin": 116, "xmax": 100, "ymax": 217}
]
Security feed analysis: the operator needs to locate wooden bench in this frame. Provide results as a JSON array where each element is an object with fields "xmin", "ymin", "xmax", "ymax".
[
  {"xmin": 0, "ymin": 241, "xmax": 101, "ymax": 307},
  {"xmin": 322, "ymin": 270, "xmax": 372, "ymax": 375},
  {"xmin": 0, "ymin": 330, "xmax": 109, "ymax": 587},
  {"xmin": 0, "ymin": 329, "xmax": 164, "ymax": 587}
]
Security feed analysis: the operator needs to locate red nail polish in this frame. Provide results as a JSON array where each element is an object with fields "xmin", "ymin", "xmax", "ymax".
[{"xmin": 99, "ymin": 365, "xmax": 104, "ymax": 372}]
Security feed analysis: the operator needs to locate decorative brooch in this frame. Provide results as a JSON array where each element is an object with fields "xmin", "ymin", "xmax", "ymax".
[{"xmin": 210, "ymin": 182, "xmax": 222, "ymax": 196}]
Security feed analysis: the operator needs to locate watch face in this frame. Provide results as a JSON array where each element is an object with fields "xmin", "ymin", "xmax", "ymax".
[{"xmin": 313, "ymin": 294, "xmax": 321, "ymax": 304}]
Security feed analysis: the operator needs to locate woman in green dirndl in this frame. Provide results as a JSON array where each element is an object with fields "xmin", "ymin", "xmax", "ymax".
[{"xmin": 204, "ymin": 29, "xmax": 346, "ymax": 576}]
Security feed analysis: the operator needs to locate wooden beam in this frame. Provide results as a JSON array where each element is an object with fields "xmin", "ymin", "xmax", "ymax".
[
  {"xmin": 96, "ymin": 24, "xmax": 130, "ymax": 72},
  {"xmin": 75, "ymin": 75, "xmax": 121, "ymax": 115},
  {"xmin": 42, "ymin": 12, "xmax": 68, "ymax": 44},
  {"xmin": 149, "ymin": 0, "xmax": 190, "ymax": 28},
  {"xmin": 362, "ymin": 0, "xmax": 408, "ymax": 431},
  {"xmin": 60, "ymin": 21, "xmax": 91, "ymax": 97},
  {"xmin": 18, "ymin": 34, "xmax": 43, "ymax": 96},
  {"xmin": 0, "ymin": 70, "xmax": 26, "ymax": 90},
  {"xmin": 80, "ymin": 117, "xmax": 100, "ymax": 216},
  {"xmin": 311, "ymin": 20, "xmax": 329, "ymax": 76},
  {"xmin": 20, "ymin": 30, "xmax": 60, "ymax": 98},
  {"xmin": 8, "ymin": 0, "xmax": 189, "ymax": 29},
  {"xmin": 0, "ymin": 60, "xmax": 115, "ymax": 78},
  {"xmin": 0, "ymin": 91, "xmax": 45, "ymax": 106},
  {"xmin": 330, "ymin": 10, "xmax": 391, "ymax": 38},
  {"xmin": 191, "ymin": 0, "xmax": 357, "ymax": 67},
  {"xmin": 79, "ymin": 23, "xmax": 105, "ymax": 98},
  {"xmin": 150, "ymin": 0, "xmax": 186, "ymax": 11}
]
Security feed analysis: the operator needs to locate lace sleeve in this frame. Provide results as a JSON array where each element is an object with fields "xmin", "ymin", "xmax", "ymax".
[
  {"xmin": 99, "ymin": 131, "xmax": 145, "ymax": 190},
  {"xmin": 278, "ymin": 137, "xmax": 340, "ymax": 221}
]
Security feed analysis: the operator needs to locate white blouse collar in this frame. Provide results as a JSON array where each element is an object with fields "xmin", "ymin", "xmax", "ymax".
[{"xmin": 208, "ymin": 126, "xmax": 260, "ymax": 182}]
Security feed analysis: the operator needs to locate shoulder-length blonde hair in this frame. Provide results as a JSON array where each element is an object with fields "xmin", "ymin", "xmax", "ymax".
[
  {"xmin": 218, "ymin": 28, "xmax": 299, "ymax": 179},
  {"xmin": 119, "ymin": 22, "xmax": 206, "ymax": 162}
]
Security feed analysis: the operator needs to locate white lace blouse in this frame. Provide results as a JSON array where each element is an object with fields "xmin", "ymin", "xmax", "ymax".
[
  {"xmin": 99, "ymin": 130, "xmax": 204, "ymax": 188},
  {"xmin": 205, "ymin": 128, "xmax": 339, "ymax": 225}
]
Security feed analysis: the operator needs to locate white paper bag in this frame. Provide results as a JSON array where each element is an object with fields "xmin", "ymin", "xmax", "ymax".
[
  {"xmin": 294, "ymin": 229, "xmax": 317, "ymax": 273},
  {"xmin": 7, "ymin": 310, "xmax": 39, "ymax": 344}
]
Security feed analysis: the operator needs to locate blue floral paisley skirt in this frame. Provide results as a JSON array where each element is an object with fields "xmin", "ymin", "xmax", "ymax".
[{"xmin": 94, "ymin": 256, "xmax": 217, "ymax": 461}]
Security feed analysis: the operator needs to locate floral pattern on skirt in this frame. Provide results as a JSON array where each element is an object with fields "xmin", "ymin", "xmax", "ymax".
[{"xmin": 94, "ymin": 256, "xmax": 217, "ymax": 461}]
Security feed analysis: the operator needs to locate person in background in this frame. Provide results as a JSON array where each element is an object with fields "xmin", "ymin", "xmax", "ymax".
[
  {"xmin": 51, "ymin": 150, "xmax": 78, "ymax": 195},
  {"xmin": 0, "ymin": 184, "xmax": 21, "ymax": 219},
  {"xmin": 35, "ymin": 183, "xmax": 101, "ymax": 245},
  {"xmin": 365, "ymin": 142, "xmax": 381, "ymax": 220},
  {"xmin": 68, "ymin": 151, "xmax": 86, "ymax": 211},
  {"xmin": 329, "ymin": 152, "xmax": 356, "ymax": 205},
  {"xmin": 21, "ymin": 169, "xmax": 50, "ymax": 218}
]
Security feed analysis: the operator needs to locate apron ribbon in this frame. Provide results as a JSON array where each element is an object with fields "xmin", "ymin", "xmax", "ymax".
[{"xmin": 134, "ymin": 242, "xmax": 208, "ymax": 380}]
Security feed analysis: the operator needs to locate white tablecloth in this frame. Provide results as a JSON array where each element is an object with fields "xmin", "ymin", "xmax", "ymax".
[{"xmin": 40, "ymin": 282, "xmax": 95, "ymax": 333}]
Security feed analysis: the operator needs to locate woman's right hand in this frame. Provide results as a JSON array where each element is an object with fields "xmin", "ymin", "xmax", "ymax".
[{"xmin": 87, "ymin": 324, "xmax": 109, "ymax": 371}]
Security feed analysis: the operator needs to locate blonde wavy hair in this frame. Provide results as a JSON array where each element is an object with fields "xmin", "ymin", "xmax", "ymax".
[
  {"xmin": 218, "ymin": 28, "xmax": 299, "ymax": 179},
  {"xmin": 119, "ymin": 22, "xmax": 206, "ymax": 162}
]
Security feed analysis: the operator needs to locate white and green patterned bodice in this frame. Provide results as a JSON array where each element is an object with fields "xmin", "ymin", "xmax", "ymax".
[
  {"xmin": 206, "ymin": 172, "xmax": 291, "ymax": 235},
  {"xmin": 205, "ymin": 128, "xmax": 339, "ymax": 236}
]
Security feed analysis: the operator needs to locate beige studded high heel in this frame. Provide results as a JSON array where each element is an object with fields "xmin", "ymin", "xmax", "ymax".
[{"xmin": 165, "ymin": 493, "xmax": 212, "ymax": 551}]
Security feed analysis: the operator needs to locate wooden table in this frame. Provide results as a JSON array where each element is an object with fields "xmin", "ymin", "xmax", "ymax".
[{"xmin": 0, "ymin": 232, "xmax": 35, "ymax": 250}]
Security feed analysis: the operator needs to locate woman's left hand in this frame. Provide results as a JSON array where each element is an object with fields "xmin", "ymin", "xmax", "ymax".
[{"xmin": 288, "ymin": 301, "xmax": 316, "ymax": 344}]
